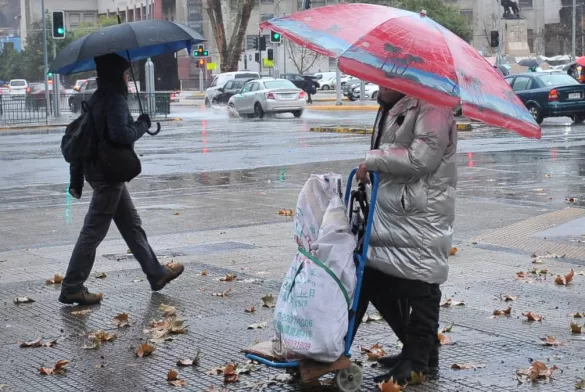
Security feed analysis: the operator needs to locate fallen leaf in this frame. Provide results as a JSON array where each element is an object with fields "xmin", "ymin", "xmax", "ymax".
[
  {"xmin": 449, "ymin": 247, "xmax": 458, "ymax": 256},
  {"xmin": 177, "ymin": 350, "xmax": 200, "ymax": 367},
  {"xmin": 438, "ymin": 333, "xmax": 452, "ymax": 345},
  {"xmin": 360, "ymin": 343, "xmax": 386, "ymax": 360},
  {"xmin": 493, "ymin": 307, "xmax": 512, "ymax": 316},
  {"xmin": 169, "ymin": 319, "xmax": 187, "ymax": 334},
  {"xmin": 530, "ymin": 268, "xmax": 549, "ymax": 276},
  {"xmin": 206, "ymin": 367, "xmax": 225, "ymax": 376},
  {"xmin": 20, "ymin": 338, "xmax": 57, "ymax": 348},
  {"xmin": 201, "ymin": 269, "xmax": 208, "ymax": 276},
  {"xmin": 516, "ymin": 271, "xmax": 529, "ymax": 279},
  {"xmin": 408, "ymin": 371, "xmax": 426, "ymax": 385},
  {"xmin": 40, "ymin": 360, "xmax": 70, "ymax": 375},
  {"xmin": 440, "ymin": 324, "xmax": 454, "ymax": 333},
  {"xmin": 244, "ymin": 305, "xmax": 256, "ymax": 313},
  {"xmin": 236, "ymin": 362, "xmax": 257, "ymax": 374},
  {"xmin": 523, "ymin": 312, "xmax": 544, "ymax": 322},
  {"xmin": 545, "ymin": 173, "xmax": 552, "ymax": 178},
  {"xmin": 555, "ymin": 269, "xmax": 575, "ymax": 286},
  {"xmin": 378, "ymin": 377, "xmax": 403, "ymax": 391},
  {"xmin": 13, "ymin": 296, "xmax": 35, "ymax": 304},
  {"xmin": 571, "ymin": 322, "xmax": 583, "ymax": 334},
  {"xmin": 363, "ymin": 313, "xmax": 383, "ymax": 323},
  {"xmin": 71, "ymin": 308, "xmax": 92, "ymax": 316},
  {"xmin": 568, "ymin": 197, "xmax": 579, "ymax": 203},
  {"xmin": 223, "ymin": 363, "xmax": 239, "ymax": 383},
  {"xmin": 247, "ymin": 322, "xmax": 267, "ymax": 330},
  {"xmin": 173, "ymin": 212, "xmax": 180, "ymax": 216},
  {"xmin": 540, "ymin": 336, "xmax": 561, "ymax": 346},
  {"xmin": 451, "ymin": 363, "xmax": 486, "ymax": 370},
  {"xmin": 501, "ymin": 294, "xmax": 519, "ymax": 302},
  {"xmin": 136, "ymin": 343, "xmax": 155, "ymax": 357},
  {"xmin": 576, "ymin": 378, "xmax": 585, "ymax": 389},
  {"xmin": 167, "ymin": 369, "xmax": 179, "ymax": 381},
  {"xmin": 94, "ymin": 271, "xmax": 107, "ymax": 279},
  {"xmin": 90, "ymin": 330, "xmax": 117, "ymax": 342},
  {"xmin": 81, "ymin": 338, "xmax": 101, "ymax": 350},
  {"xmin": 212, "ymin": 289, "xmax": 232, "ymax": 297},
  {"xmin": 220, "ymin": 274, "xmax": 237, "ymax": 282},
  {"xmin": 159, "ymin": 304, "xmax": 177, "ymax": 317},
  {"xmin": 278, "ymin": 209, "xmax": 294, "ymax": 216},
  {"xmin": 46, "ymin": 274, "xmax": 64, "ymax": 285},
  {"xmin": 440, "ymin": 298, "xmax": 466, "ymax": 308},
  {"xmin": 570, "ymin": 312, "xmax": 585, "ymax": 318},
  {"xmin": 516, "ymin": 361, "xmax": 558, "ymax": 382},
  {"xmin": 261, "ymin": 294, "xmax": 275, "ymax": 308},
  {"xmin": 113, "ymin": 313, "xmax": 131, "ymax": 327},
  {"xmin": 169, "ymin": 380, "xmax": 186, "ymax": 387}
]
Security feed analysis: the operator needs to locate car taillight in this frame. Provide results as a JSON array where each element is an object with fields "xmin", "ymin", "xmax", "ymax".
[
  {"xmin": 265, "ymin": 92, "xmax": 276, "ymax": 99},
  {"xmin": 26, "ymin": 87, "xmax": 31, "ymax": 94},
  {"xmin": 548, "ymin": 89, "xmax": 558, "ymax": 101},
  {"xmin": 299, "ymin": 90, "xmax": 306, "ymax": 98}
]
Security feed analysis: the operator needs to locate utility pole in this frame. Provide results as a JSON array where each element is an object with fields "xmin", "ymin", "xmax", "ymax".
[
  {"xmin": 41, "ymin": 0, "xmax": 50, "ymax": 118},
  {"xmin": 573, "ymin": 0, "xmax": 577, "ymax": 60},
  {"xmin": 52, "ymin": 44, "xmax": 60, "ymax": 117},
  {"xmin": 258, "ymin": 30, "xmax": 262, "ymax": 75}
]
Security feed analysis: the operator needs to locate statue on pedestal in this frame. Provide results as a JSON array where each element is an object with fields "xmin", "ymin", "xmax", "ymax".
[{"xmin": 501, "ymin": 0, "xmax": 521, "ymax": 19}]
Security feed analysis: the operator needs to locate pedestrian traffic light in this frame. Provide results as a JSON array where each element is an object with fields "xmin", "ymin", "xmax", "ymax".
[
  {"xmin": 490, "ymin": 30, "xmax": 499, "ymax": 48},
  {"xmin": 52, "ymin": 11, "xmax": 65, "ymax": 39},
  {"xmin": 193, "ymin": 44, "xmax": 208, "ymax": 57},
  {"xmin": 267, "ymin": 49, "xmax": 274, "ymax": 61},
  {"xmin": 260, "ymin": 36, "xmax": 267, "ymax": 51},
  {"xmin": 270, "ymin": 30, "xmax": 282, "ymax": 44},
  {"xmin": 254, "ymin": 53, "xmax": 260, "ymax": 63},
  {"xmin": 252, "ymin": 37, "xmax": 259, "ymax": 50}
]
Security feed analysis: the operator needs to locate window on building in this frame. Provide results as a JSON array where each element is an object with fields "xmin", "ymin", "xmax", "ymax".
[
  {"xmin": 83, "ymin": 13, "xmax": 95, "ymax": 23},
  {"xmin": 246, "ymin": 35, "xmax": 256, "ymax": 50},
  {"xmin": 527, "ymin": 28, "xmax": 534, "ymax": 53},
  {"xmin": 519, "ymin": 0, "xmax": 532, "ymax": 8},
  {"xmin": 69, "ymin": 13, "xmax": 81, "ymax": 28}
]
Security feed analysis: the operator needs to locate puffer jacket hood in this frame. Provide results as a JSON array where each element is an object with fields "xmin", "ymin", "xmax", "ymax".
[{"xmin": 364, "ymin": 95, "xmax": 457, "ymax": 285}]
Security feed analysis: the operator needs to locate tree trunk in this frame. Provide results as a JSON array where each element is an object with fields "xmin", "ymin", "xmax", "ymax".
[{"xmin": 204, "ymin": 0, "xmax": 256, "ymax": 73}]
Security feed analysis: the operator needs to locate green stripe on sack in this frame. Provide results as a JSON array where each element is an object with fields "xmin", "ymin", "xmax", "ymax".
[{"xmin": 298, "ymin": 247, "xmax": 351, "ymax": 309}]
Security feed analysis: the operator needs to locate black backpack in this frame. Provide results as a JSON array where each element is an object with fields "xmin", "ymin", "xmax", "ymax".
[{"xmin": 61, "ymin": 101, "xmax": 97, "ymax": 163}]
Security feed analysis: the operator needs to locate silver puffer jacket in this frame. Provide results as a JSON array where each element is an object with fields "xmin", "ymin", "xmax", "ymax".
[{"xmin": 365, "ymin": 96, "xmax": 457, "ymax": 285}]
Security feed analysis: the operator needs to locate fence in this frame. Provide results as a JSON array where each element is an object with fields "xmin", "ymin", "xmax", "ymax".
[{"xmin": 0, "ymin": 92, "xmax": 172, "ymax": 126}]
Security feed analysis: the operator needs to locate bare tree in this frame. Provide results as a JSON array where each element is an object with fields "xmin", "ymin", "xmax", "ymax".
[
  {"xmin": 285, "ymin": 40, "xmax": 322, "ymax": 74},
  {"xmin": 203, "ymin": 0, "xmax": 256, "ymax": 72}
]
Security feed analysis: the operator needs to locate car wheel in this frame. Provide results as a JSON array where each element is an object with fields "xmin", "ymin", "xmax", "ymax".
[
  {"xmin": 527, "ymin": 104, "xmax": 543, "ymax": 125},
  {"xmin": 205, "ymin": 98, "xmax": 211, "ymax": 108},
  {"xmin": 254, "ymin": 102, "xmax": 265, "ymax": 119},
  {"xmin": 572, "ymin": 113, "xmax": 585, "ymax": 124},
  {"xmin": 293, "ymin": 110, "xmax": 303, "ymax": 118},
  {"xmin": 371, "ymin": 92, "xmax": 378, "ymax": 100},
  {"xmin": 322, "ymin": 85, "xmax": 330, "ymax": 91},
  {"xmin": 212, "ymin": 98, "xmax": 218, "ymax": 105},
  {"xmin": 348, "ymin": 93, "xmax": 357, "ymax": 102}
]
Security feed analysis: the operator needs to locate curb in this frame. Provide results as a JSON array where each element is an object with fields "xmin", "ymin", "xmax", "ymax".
[
  {"xmin": 310, "ymin": 122, "xmax": 476, "ymax": 134},
  {"xmin": 307, "ymin": 105, "xmax": 379, "ymax": 111},
  {"xmin": 0, "ymin": 117, "xmax": 182, "ymax": 132}
]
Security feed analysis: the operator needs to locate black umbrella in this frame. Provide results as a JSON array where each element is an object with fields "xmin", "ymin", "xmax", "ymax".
[{"xmin": 518, "ymin": 58, "xmax": 539, "ymax": 68}]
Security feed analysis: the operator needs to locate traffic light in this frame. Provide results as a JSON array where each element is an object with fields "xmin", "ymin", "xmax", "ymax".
[
  {"xmin": 196, "ymin": 58, "xmax": 205, "ymax": 68},
  {"xmin": 267, "ymin": 49, "xmax": 274, "ymax": 61},
  {"xmin": 252, "ymin": 37, "xmax": 259, "ymax": 50},
  {"xmin": 193, "ymin": 44, "xmax": 208, "ymax": 57},
  {"xmin": 254, "ymin": 53, "xmax": 260, "ymax": 63},
  {"xmin": 260, "ymin": 36, "xmax": 267, "ymax": 51},
  {"xmin": 270, "ymin": 30, "xmax": 282, "ymax": 44},
  {"xmin": 52, "ymin": 11, "xmax": 65, "ymax": 39},
  {"xmin": 490, "ymin": 30, "xmax": 499, "ymax": 48},
  {"xmin": 302, "ymin": 0, "xmax": 311, "ymax": 9}
]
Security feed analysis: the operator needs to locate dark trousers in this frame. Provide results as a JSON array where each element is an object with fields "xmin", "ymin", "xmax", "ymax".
[
  {"xmin": 307, "ymin": 93, "xmax": 313, "ymax": 104},
  {"xmin": 352, "ymin": 267, "xmax": 441, "ymax": 366},
  {"xmin": 62, "ymin": 181, "xmax": 165, "ymax": 294}
]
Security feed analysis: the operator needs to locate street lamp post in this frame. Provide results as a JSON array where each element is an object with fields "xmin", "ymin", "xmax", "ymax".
[
  {"xmin": 573, "ymin": 0, "xmax": 577, "ymax": 60},
  {"xmin": 41, "ymin": 0, "xmax": 50, "ymax": 118}
]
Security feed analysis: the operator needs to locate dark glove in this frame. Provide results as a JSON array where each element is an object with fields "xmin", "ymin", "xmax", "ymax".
[{"xmin": 137, "ymin": 113, "xmax": 151, "ymax": 129}]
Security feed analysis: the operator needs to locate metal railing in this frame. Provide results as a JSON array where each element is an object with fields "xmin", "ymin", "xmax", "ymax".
[{"xmin": 0, "ymin": 92, "xmax": 171, "ymax": 126}]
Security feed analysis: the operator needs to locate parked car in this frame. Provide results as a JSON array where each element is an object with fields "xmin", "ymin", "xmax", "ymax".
[
  {"xmin": 351, "ymin": 83, "xmax": 379, "ymax": 100},
  {"xmin": 213, "ymin": 79, "xmax": 252, "ymax": 104},
  {"xmin": 312, "ymin": 72, "xmax": 337, "ymax": 90},
  {"xmin": 73, "ymin": 79, "xmax": 87, "ymax": 92},
  {"xmin": 69, "ymin": 78, "xmax": 97, "ymax": 113},
  {"xmin": 505, "ymin": 72, "xmax": 585, "ymax": 124},
  {"xmin": 281, "ymin": 73, "xmax": 318, "ymax": 92},
  {"xmin": 228, "ymin": 78, "xmax": 306, "ymax": 118},
  {"xmin": 344, "ymin": 79, "xmax": 362, "ymax": 99},
  {"xmin": 9, "ymin": 79, "xmax": 30, "ymax": 97},
  {"xmin": 25, "ymin": 82, "xmax": 67, "ymax": 110},
  {"xmin": 205, "ymin": 71, "xmax": 260, "ymax": 107}
]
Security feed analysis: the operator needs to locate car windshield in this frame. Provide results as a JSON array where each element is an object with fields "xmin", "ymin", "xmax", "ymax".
[
  {"xmin": 264, "ymin": 80, "xmax": 296, "ymax": 89},
  {"xmin": 235, "ymin": 73, "xmax": 259, "ymax": 79},
  {"xmin": 232, "ymin": 81, "xmax": 244, "ymax": 88},
  {"xmin": 537, "ymin": 74, "xmax": 579, "ymax": 87},
  {"xmin": 10, "ymin": 80, "xmax": 26, "ymax": 86}
]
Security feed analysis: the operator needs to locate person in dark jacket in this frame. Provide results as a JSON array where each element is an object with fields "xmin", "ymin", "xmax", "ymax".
[
  {"xmin": 59, "ymin": 53, "xmax": 184, "ymax": 306},
  {"xmin": 303, "ymin": 76, "xmax": 313, "ymax": 104}
]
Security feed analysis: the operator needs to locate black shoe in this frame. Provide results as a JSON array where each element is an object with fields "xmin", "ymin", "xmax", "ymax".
[
  {"xmin": 374, "ymin": 359, "xmax": 428, "ymax": 385},
  {"xmin": 149, "ymin": 262, "xmax": 185, "ymax": 291},
  {"xmin": 59, "ymin": 287, "xmax": 102, "ymax": 305},
  {"xmin": 378, "ymin": 348, "xmax": 439, "ymax": 369}
]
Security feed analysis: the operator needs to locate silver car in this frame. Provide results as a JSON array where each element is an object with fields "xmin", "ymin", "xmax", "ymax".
[{"xmin": 228, "ymin": 79, "xmax": 307, "ymax": 118}]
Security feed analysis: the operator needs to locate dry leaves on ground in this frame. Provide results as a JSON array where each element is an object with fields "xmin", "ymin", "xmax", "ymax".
[
  {"xmin": 20, "ymin": 338, "xmax": 57, "ymax": 348},
  {"xmin": 378, "ymin": 378, "xmax": 403, "ymax": 391},
  {"xmin": 13, "ymin": 296, "xmax": 35, "ymax": 304},
  {"xmin": 212, "ymin": 289, "xmax": 232, "ymax": 297},
  {"xmin": 71, "ymin": 308, "xmax": 92, "ymax": 316},
  {"xmin": 493, "ymin": 307, "xmax": 512, "ymax": 317},
  {"xmin": 449, "ymin": 247, "xmax": 458, "ymax": 256},
  {"xmin": 576, "ymin": 378, "xmax": 585, "ymax": 390},
  {"xmin": 516, "ymin": 361, "xmax": 559, "ymax": 383},
  {"xmin": 177, "ymin": 349, "xmax": 200, "ymax": 367},
  {"xmin": 363, "ymin": 313, "xmax": 383, "ymax": 323},
  {"xmin": 159, "ymin": 304, "xmax": 177, "ymax": 317},
  {"xmin": 223, "ymin": 363, "xmax": 240, "ymax": 383},
  {"xmin": 523, "ymin": 312, "xmax": 544, "ymax": 322},
  {"xmin": 530, "ymin": 268, "xmax": 549, "ymax": 276},
  {"xmin": 440, "ymin": 298, "xmax": 466, "ymax": 308},
  {"xmin": 360, "ymin": 343, "xmax": 386, "ymax": 360},
  {"xmin": 201, "ymin": 269, "xmax": 209, "ymax": 276},
  {"xmin": 113, "ymin": 313, "xmax": 131, "ymax": 328},
  {"xmin": 245, "ymin": 305, "xmax": 256, "ymax": 313},
  {"xmin": 438, "ymin": 333, "xmax": 452, "ymax": 346},
  {"xmin": 554, "ymin": 269, "xmax": 575, "ymax": 286},
  {"xmin": 451, "ymin": 363, "xmax": 486, "ymax": 370},
  {"xmin": 220, "ymin": 274, "xmax": 237, "ymax": 282},
  {"xmin": 567, "ymin": 197, "xmax": 579, "ymax": 203},
  {"xmin": 39, "ymin": 360, "xmax": 70, "ymax": 375},
  {"xmin": 247, "ymin": 322, "xmax": 267, "ymax": 330},
  {"xmin": 571, "ymin": 322, "xmax": 583, "ymax": 334},
  {"xmin": 531, "ymin": 253, "xmax": 565, "ymax": 263},
  {"xmin": 46, "ymin": 274, "xmax": 63, "ymax": 285},
  {"xmin": 516, "ymin": 271, "xmax": 529, "ymax": 280},
  {"xmin": 440, "ymin": 324, "xmax": 454, "ymax": 333},
  {"xmin": 501, "ymin": 294, "xmax": 519, "ymax": 302},
  {"xmin": 540, "ymin": 336, "xmax": 561, "ymax": 346},
  {"xmin": 261, "ymin": 294, "xmax": 275, "ymax": 308},
  {"xmin": 145, "ymin": 318, "xmax": 187, "ymax": 343},
  {"xmin": 91, "ymin": 330, "xmax": 117, "ymax": 342},
  {"xmin": 94, "ymin": 271, "xmax": 107, "ymax": 279},
  {"xmin": 136, "ymin": 343, "xmax": 155, "ymax": 357},
  {"xmin": 278, "ymin": 209, "xmax": 294, "ymax": 216},
  {"xmin": 570, "ymin": 312, "xmax": 585, "ymax": 318},
  {"xmin": 167, "ymin": 369, "xmax": 185, "ymax": 386}
]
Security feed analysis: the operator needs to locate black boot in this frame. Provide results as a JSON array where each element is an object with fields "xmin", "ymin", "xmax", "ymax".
[
  {"xmin": 374, "ymin": 359, "xmax": 428, "ymax": 385},
  {"xmin": 378, "ymin": 346, "xmax": 439, "ymax": 369}
]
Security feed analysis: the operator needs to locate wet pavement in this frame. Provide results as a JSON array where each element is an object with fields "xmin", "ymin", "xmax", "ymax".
[{"xmin": 1, "ymin": 109, "xmax": 585, "ymax": 391}]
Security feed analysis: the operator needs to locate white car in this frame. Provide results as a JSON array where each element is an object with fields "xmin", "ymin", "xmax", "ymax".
[
  {"xmin": 352, "ymin": 83, "xmax": 379, "ymax": 100},
  {"xmin": 9, "ymin": 79, "xmax": 30, "ymax": 96},
  {"xmin": 228, "ymin": 79, "xmax": 307, "ymax": 118},
  {"xmin": 313, "ymin": 72, "xmax": 337, "ymax": 90},
  {"xmin": 205, "ymin": 71, "xmax": 260, "ymax": 107}
]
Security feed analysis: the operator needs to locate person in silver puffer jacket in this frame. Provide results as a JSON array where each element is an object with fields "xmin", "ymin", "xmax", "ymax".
[{"xmin": 353, "ymin": 86, "xmax": 457, "ymax": 385}]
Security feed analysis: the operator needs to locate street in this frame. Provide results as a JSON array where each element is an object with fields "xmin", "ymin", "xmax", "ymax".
[{"xmin": 1, "ymin": 107, "xmax": 585, "ymax": 391}]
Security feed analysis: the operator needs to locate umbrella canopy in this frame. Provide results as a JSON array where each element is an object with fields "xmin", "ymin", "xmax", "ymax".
[
  {"xmin": 50, "ymin": 20, "xmax": 204, "ymax": 75},
  {"xmin": 518, "ymin": 58, "xmax": 539, "ymax": 68},
  {"xmin": 261, "ymin": 3, "xmax": 540, "ymax": 139}
]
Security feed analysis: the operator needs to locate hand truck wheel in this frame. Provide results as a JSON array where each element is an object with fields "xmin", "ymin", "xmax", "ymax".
[{"xmin": 335, "ymin": 363, "xmax": 363, "ymax": 392}]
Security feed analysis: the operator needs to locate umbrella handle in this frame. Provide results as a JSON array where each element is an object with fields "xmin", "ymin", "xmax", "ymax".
[{"xmin": 146, "ymin": 122, "xmax": 161, "ymax": 135}]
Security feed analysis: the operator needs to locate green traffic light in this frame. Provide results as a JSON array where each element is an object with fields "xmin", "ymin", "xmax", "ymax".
[
  {"xmin": 274, "ymin": 33, "xmax": 280, "ymax": 39},
  {"xmin": 57, "ymin": 27, "xmax": 64, "ymax": 34}
]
